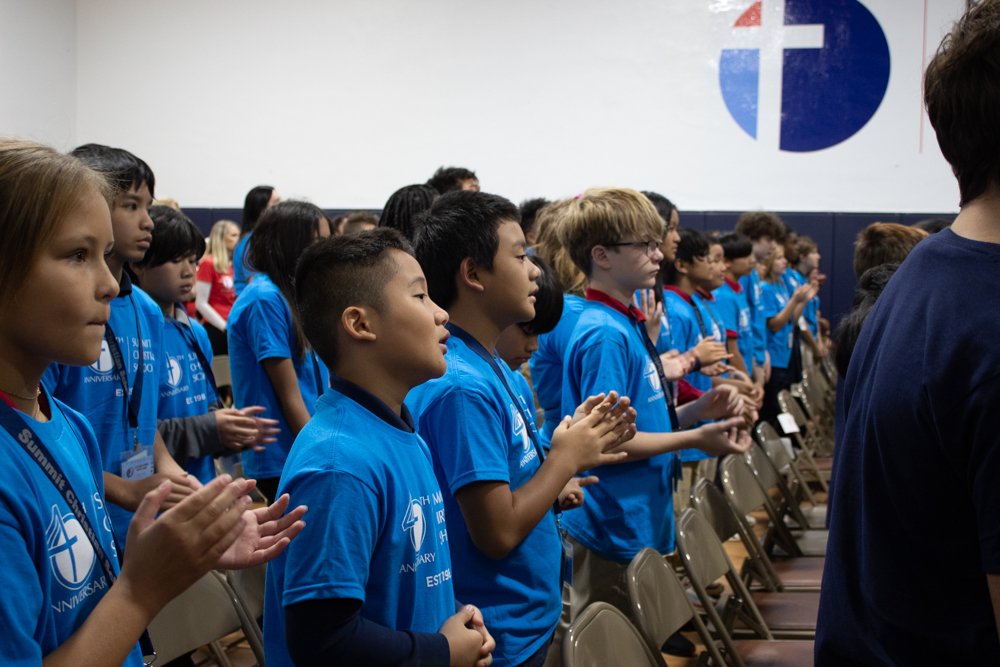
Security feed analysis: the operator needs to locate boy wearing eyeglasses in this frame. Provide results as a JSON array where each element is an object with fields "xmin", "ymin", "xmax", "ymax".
[{"xmin": 558, "ymin": 187, "xmax": 752, "ymax": 619}]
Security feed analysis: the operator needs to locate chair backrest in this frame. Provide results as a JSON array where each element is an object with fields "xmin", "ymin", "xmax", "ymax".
[
  {"xmin": 212, "ymin": 354, "xmax": 232, "ymax": 388},
  {"xmin": 228, "ymin": 563, "xmax": 266, "ymax": 619},
  {"xmin": 777, "ymin": 390, "xmax": 808, "ymax": 428},
  {"xmin": 562, "ymin": 602, "xmax": 659, "ymax": 667},
  {"xmin": 676, "ymin": 507, "xmax": 731, "ymax": 588},
  {"xmin": 627, "ymin": 547, "xmax": 728, "ymax": 667},
  {"xmin": 147, "ymin": 572, "xmax": 243, "ymax": 664},
  {"xmin": 746, "ymin": 443, "xmax": 781, "ymax": 490},
  {"xmin": 719, "ymin": 453, "xmax": 770, "ymax": 516},
  {"xmin": 690, "ymin": 478, "xmax": 742, "ymax": 543},
  {"xmin": 755, "ymin": 422, "xmax": 793, "ymax": 469}
]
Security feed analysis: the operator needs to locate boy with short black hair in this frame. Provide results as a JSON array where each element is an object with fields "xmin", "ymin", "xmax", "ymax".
[
  {"xmin": 735, "ymin": 210, "xmax": 785, "ymax": 386},
  {"xmin": 408, "ymin": 190, "xmax": 635, "ymax": 667},
  {"xmin": 518, "ymin": 198, "xmax": 550, "ymax": 247},
  {"xmin": 428, "ymin": 166, "xmax": 480, "ymax": 194},
  {"xmin": 44, "ymin": 144, "xmax": 198, "ymax": 542},
  {"xmin": 558, "ymin": 188, "xmax": 750, "ymax": 619},
  {"xmin": 716, "ymin": 232, "xmax": 756, "ymax": 379},
  {"xmin": 129, "ymin": 206, "xmax": 278, "ymax": 484},
  {"xmin": 818, "ymin": 2, "xmax": 1000, "ymax": 661},
  {"xmin": 266, "ymin": 228, "xmax": 495, "ymax": 667}
]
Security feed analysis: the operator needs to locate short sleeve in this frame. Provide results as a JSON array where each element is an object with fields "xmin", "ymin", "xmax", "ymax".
[
  {"xmin": 761, "ymin": 285, "xmax": 782, "ymax": 319},
  {"xmin": 0, "ymin": 507, "xmax": 46, "ymax": 665},
  {"xmin": 245, "ymin": 293, "xmax": 293, "ymax": 362},
  {"xmin": 716, "ymin": 293, "xmax": 739, "ymax": 335},
  {"xmin": 948, "ymin": 376, "xmax": 1000, "ymax": 573},
  {"xmin": 194, "ymin": 326, "xmax": 218, "ymax": 404},
  {"xmin": 420, "ymin": 387, "xmax": 510, "ymax": 493},
  {"xmin": 196, "ymin": 258, "xmax": 216, "ymax": 283},
  {"xmin": 575, "ymin": 338, "xmax": 631, "ymax": 404},
  {"xmin": 280, "ymin": 470, "xmax": 380, "ymax": 605}
]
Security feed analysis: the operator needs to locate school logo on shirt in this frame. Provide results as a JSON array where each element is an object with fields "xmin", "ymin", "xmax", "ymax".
[
  {"xmin": 90, "ymin": 340, "xmax": 115, "ymax": 374},
  {"xmin": 46, "ymin": 505, "xmax": 96, "ymax": 590},
  {"xmin": 644, "ymin": 359, "xmax": 662, "ymax": 392},
  {"xmin": 402, "ymin": 495, "xmax": 428, "ymax": 551},
  {"xmin": 511, "ymin": 404, "xmax": 531, "ymax": 453},
  {"xmin": 739, "ymin": 309, "xmax": 750, "ymax": 330},
  {"xmin": 222, "ymin": 275, "xmax": 234, "ymax": 290},
  {"xmin": 166, "ymin": 355, "xmax": 185, "ymax": 388}
]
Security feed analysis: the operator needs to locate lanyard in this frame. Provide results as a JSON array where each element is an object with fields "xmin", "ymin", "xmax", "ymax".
[
  {"xmin": 693, "ymin": 292, "xmax": 723, "ymax": 341},
  {"xmin": 104, "ymin": 295, "xmax": 145, "ymax": 449},
  {"xmin": 170, "ymin": 314, "xmax": 219, "ymax": 400},
  {"xmin": 445, "ymin": 324, "xmax": 550, "ymax": 476},
  {"xmin": 0, "ymin": 394, "xmax": 156, "ymax": 663}
]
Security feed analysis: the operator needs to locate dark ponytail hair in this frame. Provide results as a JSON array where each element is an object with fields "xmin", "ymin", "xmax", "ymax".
[
  {"xmin": 247, "ymin": 200, "xmax": 328, "ymax": 359},
  {"xmin": 378, "ymin": 184, "xmax": 437, "ymax": 241},
  {"xmin": 833, "ymin": 263, "xmax": 899, "ymax": 378},
  {"xmin": 241, "ymin": 185, "xmax": 275, "ymax": 237}
]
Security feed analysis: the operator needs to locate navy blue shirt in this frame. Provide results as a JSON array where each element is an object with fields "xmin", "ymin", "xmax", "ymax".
[{"xmin": 817, "ymin": 230, "xmax": 1000, "ymax": 665}]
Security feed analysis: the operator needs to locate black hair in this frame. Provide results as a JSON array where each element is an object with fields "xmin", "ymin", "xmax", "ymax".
[
  {"xmin": 662, "ymin": 227, "xmax": 710, "ymax": 286},
  {"xmin": 378, "ymin": 184, "xmax": 437, "ymax": 241},
  {"xmin": 70, "ymin": 143, "xmax": 155, "ymax": 198},
  {"xmin": 833, "ymin": 263, "xmax": 899, "ymax": 378},
  {"xmin": 518, "ymin": 198, "xmax": 550, "ymax": 238},
  {"xmin": 296, "ymin": 228, "xmax": 413, "ymax": 372},
  {"xmin": 520, "ymin": 255, "xmax": 564, "ymax": 336},
  {"xmin": 641, "ymin": 191, "xmax": 676, "ymax": 223},
  {"xmin": 412, "ymin": 190, "xmax": 521, "ymax": 310},
  {"xmin": 242, "ymin": 185, "xmax": 275, "ymax": 237},
  {"xmin": 718, "ymin": 232, "xmax": 753, "ymax": 260},
  {"xmin": 912, "ymin": 218, "xmax": 952, "ymax": 234},
  {"xmin": 427, "ymin": 166, "xmax": 477, "ymax": 195},
  {"xmin": 247, "ymin": 200, "xmax": 328, "ymax": 359},
  {"xmin": 132, "ymin": 206, "xmax": 206, "ymax": 270}
]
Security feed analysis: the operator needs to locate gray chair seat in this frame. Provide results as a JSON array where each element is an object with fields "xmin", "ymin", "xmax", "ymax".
[
  {"xmin": 769, "ymin": 557, "xmax": 824, "ymax": 589},
  {"xmin": 736, "ymin": 591, "xmax": 820, "ymax": 634},
  {"xmin": 732, "ymin": 640, "xmax": 816, "ymax": 666}
]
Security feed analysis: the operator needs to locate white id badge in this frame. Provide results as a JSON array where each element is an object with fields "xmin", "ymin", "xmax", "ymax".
[
  {"xmin": 562, "ymin": 536, "xmax": 574, "ymax": 587},
  {"xmin": 120, "ymin": 445, "xmax": 154, "ymax": 481},
  {"xmin": 777, "ymin": 412, "xmax": 800, "ymax": 434}
]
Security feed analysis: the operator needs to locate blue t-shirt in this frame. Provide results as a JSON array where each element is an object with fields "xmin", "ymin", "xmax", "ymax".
[
  {"xmin": 407, "ymin": 326, "xmax": 561, "ymax": 667},
  {"xmin": 741, "ymin": 270, "xmax": 768, "ymax": 366},
  {"xmin": 530, "ymin": 294, "xmax": 585, "ymax": 449},
  {"xmin": 784, "ymin": 268, "xmax": 818, "ymax": 339},
  {"xmin": 42, "ymin": 277, "xmax": 164, "ymax": 541},
  {"xmin": 232, "ymin": 233, "xmax": 256, "ymax": 296},
  {"xmin": 0, "ymin": 396, "xmax": 142, "ymax": 667},
  {"xmin": 159, "ymin": 312, "xmax": 219, "ymax": 484},
  {"xmin": 714, "ymin": 278, "xmax": 754, "ymax": 370},
  {"xmin": 227, "ymin": 274, "xmax": 329, "ymax": 480},
  {"xmin": 264, "ymin": 378, "xmax": 453, "ymax": 667},
  {"xmin": 661, "ymin": 288, "xmax": 712, "ymax": 393},
  {"xmin": 760, "ymin": 279, "xmax": 795, "ymax": 370},
  {"xmin": 817, "ymin": 230, "xmax": 1000, "ymax": 665},
  {"xmin": 562, "ymin": 299, "xmax": 677, "ymax": 560}
]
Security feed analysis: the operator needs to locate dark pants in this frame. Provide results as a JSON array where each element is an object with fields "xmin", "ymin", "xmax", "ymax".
[
  {"xmin": 761, "ymin": 365, "xmax": 794, "ymax": 424},
  {"xmin": 205, "ymin": 321, "xmax": 228, "ymax": 356},
  {"xmin": 516, "ymin": 632, "xmax": 555, "ymax": 667},
  {"xmin": 255, "ymin": 477, "xmax": 281, "ymax": 505}
]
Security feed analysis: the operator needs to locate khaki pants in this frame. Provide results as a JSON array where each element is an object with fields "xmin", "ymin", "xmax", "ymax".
[{"xmin": 673, "ymin": 457, "xmax": 718, "ymax": 516}]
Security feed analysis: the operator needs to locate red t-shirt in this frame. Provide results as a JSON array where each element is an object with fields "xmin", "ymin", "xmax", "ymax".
[{"xmin": 197, "ymin": 256, "xmax": 236, "ymax": 322}]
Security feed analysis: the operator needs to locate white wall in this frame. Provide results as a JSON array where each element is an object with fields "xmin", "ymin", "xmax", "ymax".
[
  {"xmin": 0, "ymin": 0, "xmax": 76, "ymax": 150},
  {"xmin": 61, "ymin": 1, "xmax": 972, "ymax": 210}
]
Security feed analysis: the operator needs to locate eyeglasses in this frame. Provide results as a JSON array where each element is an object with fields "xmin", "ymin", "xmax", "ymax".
[{"xmin": 604, "ymin": 239, "xmax": 664, "ymax": 258}]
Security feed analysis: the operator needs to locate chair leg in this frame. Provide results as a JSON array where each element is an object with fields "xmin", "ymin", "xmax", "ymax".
[{"xmin": 209, "ymin": 641, "xmax": 235, "ymax": 667}]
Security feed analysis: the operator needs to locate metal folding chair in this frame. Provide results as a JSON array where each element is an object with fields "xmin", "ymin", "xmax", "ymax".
[{"xmin": 562, "ymin": 602, "xmax": 659, "ymax": 667}]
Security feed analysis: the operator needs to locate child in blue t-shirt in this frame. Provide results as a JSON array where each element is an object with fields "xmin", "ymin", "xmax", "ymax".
[
  {"xmin": 735, "ymin": 211, "xmax": 786, "ymax": 386},
  {"xmin": 42, "ymin": 144, "xmax": 199, "ymax": 542},
  {"xmin": 408, "ymin": 191, "xmax": 636, "ymax": 667},
  {"xmin": 129, "ymin": 206, "xmax": 278, "ymax": 485},
  {"xmin": 266, "ymin": 228, "xmax": 495, "ymax": 667},
  {"xmin": 759, "ymin": 244, "xmax": 817, "ymax": 422},
  {"xmin": 715, "ymin": 233, "xmax": 756, "ymax": 378},
  {"xmin": 227, "ymin": 201, "xmax": 332, "ymax": 502},
  {"xmin": 0, "ymin": 139, "xmax": 305, "ymax": 667},
  {"xmin": 233, "ymin": 185, "xmax": 280, "ymax": 295},
  {"xmin": 558, "ymin": 188, "xmax": 750, "ymax": 622}
]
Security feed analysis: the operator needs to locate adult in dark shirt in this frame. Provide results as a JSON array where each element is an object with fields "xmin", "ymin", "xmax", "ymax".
[{"xmin": 817, "ymin": 2, "xmax": 1000, "ymax": 663}]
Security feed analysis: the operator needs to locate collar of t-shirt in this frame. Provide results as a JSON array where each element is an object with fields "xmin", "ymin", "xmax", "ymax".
[
  {"xmin": 329, "ymin": 375, "xmax": 414, "ymax": 433},
  {"xmin": 695, "ymin": 288, "xmax": 716, "ymax": 302},
  {"xmin": 118, "ymin": 270, "xmax": 134, "ymax": 298},
  {"xmin": 724, "ymin": 276, "xmax": 743, "ymax": 294},
  {"xmin": 662, "ymin": 284, "xmax": 695, "ymax": 307},
  {"xmin": 584, "ymin": 287, "xmax": 645, "ymax": 322},
  {"xmin": 167, "ymin": 302, "xmax": 192, "ymax": 327}
]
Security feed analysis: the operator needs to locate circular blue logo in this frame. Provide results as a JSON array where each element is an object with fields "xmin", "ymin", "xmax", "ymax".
[{"xmin": 719, "ymin": 0, "xmax": 891, "ymax": 152}]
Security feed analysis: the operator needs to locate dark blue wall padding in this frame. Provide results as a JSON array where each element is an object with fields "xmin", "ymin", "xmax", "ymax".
[{"xmin": 181, "ymin": 207, "xmax": 955, "ymax": 326}]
